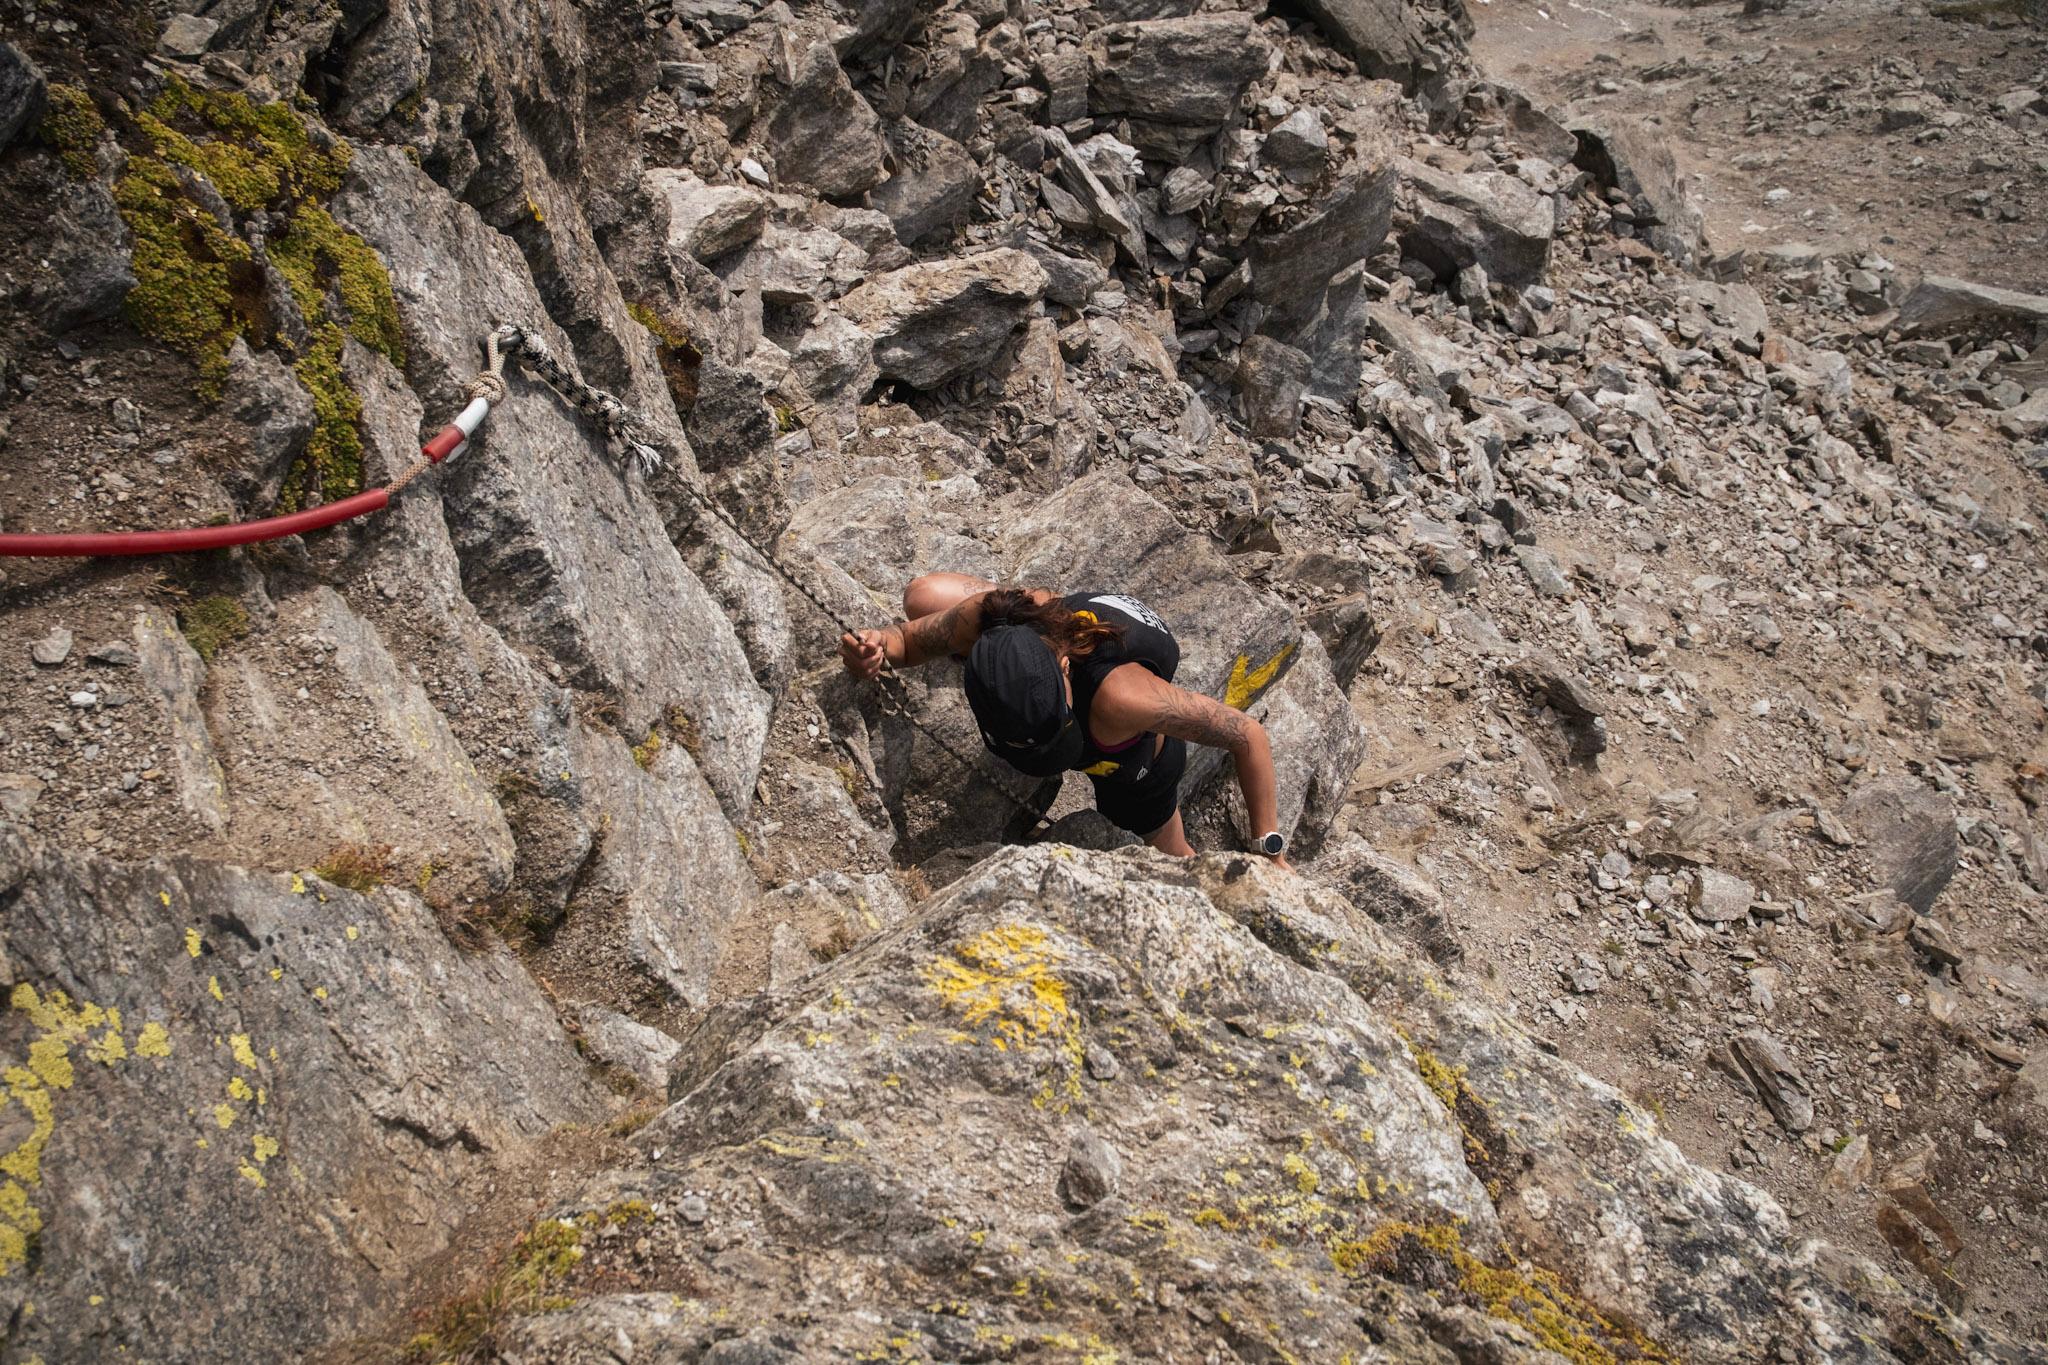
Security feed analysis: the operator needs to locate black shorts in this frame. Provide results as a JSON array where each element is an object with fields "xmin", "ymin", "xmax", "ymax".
[{"xmin": 1088, "ymin": 735, "xmax": 1187, "ymax": 837}]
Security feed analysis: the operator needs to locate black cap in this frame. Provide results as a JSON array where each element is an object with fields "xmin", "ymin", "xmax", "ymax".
[{"xmin": 964, "ymin": 627, "xmax": 1081, "ymax": 776}]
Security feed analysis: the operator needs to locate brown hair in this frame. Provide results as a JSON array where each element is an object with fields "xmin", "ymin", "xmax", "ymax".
[{"xmin": 981, "ymin": 588, "xmax": 1124, "ymax": 658}]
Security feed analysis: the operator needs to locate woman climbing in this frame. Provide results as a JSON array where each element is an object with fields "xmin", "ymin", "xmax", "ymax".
[{"xmin": 839, "ymin": 573, "xmax": 1292, "ymax": 868}]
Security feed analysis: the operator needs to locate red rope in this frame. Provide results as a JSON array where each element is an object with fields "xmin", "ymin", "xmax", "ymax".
[{"xmin": 0, "ymin": 488, "xmax": 394, "ymax": 558}]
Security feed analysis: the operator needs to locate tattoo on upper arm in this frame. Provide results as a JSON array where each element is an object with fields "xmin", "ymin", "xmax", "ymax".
[{"xmin": 1154, "ymin": 686, "xmax": 1252, "ymax": 750}]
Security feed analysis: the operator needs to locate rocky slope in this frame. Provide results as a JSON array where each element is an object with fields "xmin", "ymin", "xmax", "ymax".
[{"xmin": 0, "ymin": 0, "xmax": 2043, "ymax": 1359}]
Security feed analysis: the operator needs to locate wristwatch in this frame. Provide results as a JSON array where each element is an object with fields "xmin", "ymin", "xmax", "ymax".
[{"xmin": 1254, "ymin": 831, "xmax": 1286, "ymax": 857}]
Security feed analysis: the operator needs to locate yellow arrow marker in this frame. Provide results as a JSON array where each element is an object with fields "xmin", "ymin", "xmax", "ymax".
[
  {"xmin": 1081, "ymin": 760, "xmax": 1121, "ymax": 777},
  {"xmin": 1223, "ymin": 643, "xmax": 1296, "ymax": 711}
]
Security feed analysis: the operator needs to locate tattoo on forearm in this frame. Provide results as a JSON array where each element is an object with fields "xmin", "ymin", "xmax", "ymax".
[
  {"xmin": 1156, "ymin": 689, "xmax": 1252, "ymax": 749},
  {"xmin": 904, "ymin": 607, "xmax": 959, "ymax": 660}
]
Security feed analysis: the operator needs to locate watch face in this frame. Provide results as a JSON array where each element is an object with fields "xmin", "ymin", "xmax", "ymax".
[{"xmin": 1260, "ymin": 833, "xmax": 1285, "ymax": 855}]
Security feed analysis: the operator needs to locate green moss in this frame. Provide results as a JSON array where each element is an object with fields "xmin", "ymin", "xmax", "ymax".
[
  {"xmin": 279, "ymin": 325, "xmax": 365, "ymax": 513},
  {"xmin": 110, "ymin": 76, "xmax": 402, "ymax": 493},
  {"xmin": 269, "ymin": 202, "xmax": 405, "ymax": 366},
  {"xmin": 143, "ymin": 77, "xmax": 347, "ymax": 211},
  {"xmin": 774, "ymin": 403, "xmax": 801, "ymax": 434},
  {"xmin": 179, "ymin": 596, "xmax": 250, "ymax": 661},
  {"xmin": 40, "ymin": 84, "xmax": 106, "ymax": 179},
  {"xmin": 114, "ymin": 159, "xmax": 260, "ymax": 395},
  {"xmin": 1330, "ymin": 1222, "xmax": 1672, "ymax": 1365}
]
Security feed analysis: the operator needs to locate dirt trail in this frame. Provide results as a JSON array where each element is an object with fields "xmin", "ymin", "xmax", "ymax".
[{"xmin": 1471, "ymin": 0, "xmax": 2048, "ymax": 290}]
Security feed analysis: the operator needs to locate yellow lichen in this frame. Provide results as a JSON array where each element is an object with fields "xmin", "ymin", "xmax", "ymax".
[
  {"xmin": 924, "ymin": 923, "xmax": 1086, "ymax": 1109},
  {"xmin": 185, "ymin": 928, "xmax": 203, "ymax": 958},
  {"xmin": 1328, "ymin": 1222, "xmax": 1672, "ymax": 1365},
  {"xmin": 0, "ymin": 987, "xmax": 162, "ymax": 1274},
  {"xmin": 631, "ymin": 727, "xmax": 664, "ymax": 770}
]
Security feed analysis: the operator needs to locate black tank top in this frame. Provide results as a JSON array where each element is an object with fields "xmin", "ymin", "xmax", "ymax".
[{"xmin": 1062, "ymin": 592, "xmax": 1179, "ymax": 783}]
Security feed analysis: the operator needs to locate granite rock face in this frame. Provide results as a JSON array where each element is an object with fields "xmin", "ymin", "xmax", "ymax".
[{"xmin": 0, "ymin": 827, "xmax": 599, "ymax": 1363}]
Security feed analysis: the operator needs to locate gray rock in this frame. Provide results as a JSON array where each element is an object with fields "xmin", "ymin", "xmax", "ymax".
[
  {"xmin": 1264, "ymin": 108, "xmax": 1329, "ymax": 170},
  {"xmin": 0, "ymin": 41, "xmax": 46, "ymax": 152},
  {"xmin": 868, "ymin": 121, "xmax": 979, "ymax": 247},
  {"xmin": 26, "ymin": 180, "xmax": 137, "ymax": 333},
  {"xmin": 0, "ymin": 774, "xmax": 43, "ymax": 818},
  {"xmin": 205, "ymin": 588, "xmax": 518, "ymax": 898},
  {"xmin": 30, "ymin": 625, "xmax": 73, "ymax": 667},
  {"xmin": 1400, "ymin": 158, "xmax": 1557, "ymax": 287},
  {"xmin": 1086, "ymin": 14, "xmax": 1271, "ymax": 157},
  {"xmin": 1729, "ymin": 1028, "xmax": 1813, "ymax": 1133},
  {"xmin": 578, "ymin": 1005, "xmax": 684, "ymax": 1091},
  {"xmin": 132, "ymin": 607, "xmax": 229, "ymax": 836},
  {"xmin": 1042, "ymin": 126, "xmax": 1147, "ymax": 264},
  {"xmin": 764, "ymin": 42, "xmax": 887, "ymax": 200},
  {"xmin": 158, "ymin": 12, "xmax": 219, "ymax": 57},
  {"xmin": 1289, "ymin": 0, "xmax": 1472, "ymax": 88},
  {"xmin": 1057, "ymin": 1126, "xmax": 1123, "ymax": 1208},
  {"xmin": 1906, "ymin": 915, "xmax": 1964, "ymax": 970},
  {"xmin": 645, "ymin": 169, "xmax": 769, "ymax": 263},
  {"xmin": 838, "ymin": 249, "xmax": 1048, "ymax": 389},
  {"xmin": 1017, "ymin": 238, "xmax": 1110, "ymax": 309},
  {"xmin": 1512, "ymin": 543, "xmax": 1572, "ymax": 597},
  {"xmin": 505, "ymin": 845, "xmax": 2007, "ymax": 1361},
  {"xmin": 333, "ymin": 148, "xmax": 772, "ymax": 814},
  {"xmin": 218, "ymin": 340, "xmax": 316, "ymax": 500},
  {"xmin": 1237, "ymin": 335, "xmax": 1311, "ymax": 438},
  {"xmin": 1689, "ymin": 867, "xmax": 1755, "ymax": 924},
  {"xmin": 788, "ymin": 310, "xmax": 878, "ymax": 410},
  {"xmin": 1247, "ymin": 165, "xmax": 1398, "ymax": 337},
  {"xmin": 1569, "ymin": 115, "xmax": 1705, "ymax": 266},
  {"xmin": 1894, "ymin": 274, "xmax": 2048, "ymax": 336},
  {"xmin": 1844, "ymin": 776, "xmax": 1957, "ymax": 915},
  {"xmin": 1200, "ymin": 633, "xmax": 1366, "ymax": 854},
  {"xmin": 0, "ymin": 825, "xmax": 599, "ymax": 1363}
]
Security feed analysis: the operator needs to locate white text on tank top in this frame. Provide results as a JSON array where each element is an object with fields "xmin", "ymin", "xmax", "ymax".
[{"xmin": 1087, "ymin": 595, "xmax": 1167, "ymax": 633}]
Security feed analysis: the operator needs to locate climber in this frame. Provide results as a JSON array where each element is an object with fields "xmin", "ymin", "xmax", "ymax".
[{"xmin": 840, "ymin": 573, "xmax": 1292, "ymax": 868}]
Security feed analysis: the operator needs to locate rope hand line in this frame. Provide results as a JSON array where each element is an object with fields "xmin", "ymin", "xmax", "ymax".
[
  {"xmin": 474, "ymin": 325, "xmax": 1056, "ymax": 837},
  {"xmin": 0, "ymin": 323, "xmax": 1054, "ymax": 836}
]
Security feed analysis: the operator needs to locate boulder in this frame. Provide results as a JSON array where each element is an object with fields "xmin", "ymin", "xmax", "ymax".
[
  {"xmin": 1288, "ymin": 0, "xmax": 1472, "ymax": 88},
  {"xmin": 1237, "ymin": 334, "xmax": 1311, "ymax": 437},
  {"xmin": 1569, "ymin": 114, "xmax": 1704, "ymax": 266},
  {"xmin": 0, "ymin": 41, "xmax": 46, "ymax": 155},
  {"xmin": 1398, "ymin": 157, "xmax": 1556, "ymax": 287},
  {"xmin": 1263, "ymin": 108, "xmax": 1329, "ymax": 172},
  {"xmin": 1085, "ymin": 14, "xmax": 1271, "ymax": 157},
  {"xmin": 0, "ymin": 826, "xmax": 600, "ymax": 1363},
  {"xmin": 493, "ymin": 846, "xmax": 2010, "ymax": 1362},
  {"xmin": 1844, "ymin": 776, "xmax": 1957, "ymax": 915},
  {"xmin": 578, "ymin": 1005, "xmax": 684, "ymax": 1091},
  {"xmin": 787, "ymin": 310, "xmax": 879, "ymax": 410},
  {"xmin": 1247, "ymin": 164, "xmax": 1397, "ymax": 337},
  {"xmin": 1894, "ymin": 275, "xmax": 2048, "ymax": 337},
  {"xmin": 645, "ymin": 169, "xmax": 768, "ymax": 263},
  {"xmin": 837, "ymin": 249, "xmax": 1048, "ymax": 389},
  {"xmin": 763, "ymin": 42, "xmax": 888, "ymax": 200},
  {"xmin": 868, "ymin": 121, "xmax": 980, "ymax": 247}
]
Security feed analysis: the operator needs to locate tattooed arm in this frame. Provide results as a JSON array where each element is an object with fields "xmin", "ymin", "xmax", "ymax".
[
  {"xmin": 839, "ymin": 594, "xmax": 990, "ymax": 679},
  {"xmin": 1098, "ymin": 668, "xmax": 1287, "ymax": 863}
]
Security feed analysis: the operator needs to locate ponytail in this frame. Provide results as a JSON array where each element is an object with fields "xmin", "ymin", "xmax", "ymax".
[{"xmin": 981, "ymin": 589, "xmax": 1124, "ymax": 657}]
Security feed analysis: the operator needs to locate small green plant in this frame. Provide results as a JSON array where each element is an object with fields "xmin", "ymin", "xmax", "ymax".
[
  {"xmin": 774, "ymin": 404, "xmax": 801, "ymax": 434},
  {"xmin": 313, "ymin": 843, "xmax": 394, "ymax": 893},
  {"xmin": 628, "ymin": 301, "xmax": 701, "ymax": 414},
  {"xmin": 405, "ymin": 1218, "xmax": 587, "ymax": 1361},
  {"xmin": 179, "ymin": 595, "xmax": 250, "ymax": 661}
]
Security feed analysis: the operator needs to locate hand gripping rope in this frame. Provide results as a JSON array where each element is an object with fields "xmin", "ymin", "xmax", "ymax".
[{"xmin": 0, "ymin": 325, "xmax": 1055, "ymax": 835}]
